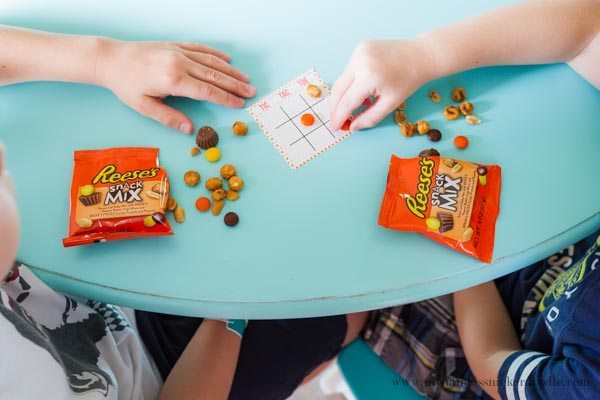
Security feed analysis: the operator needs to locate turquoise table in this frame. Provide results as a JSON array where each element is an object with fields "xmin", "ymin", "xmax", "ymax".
[{"xmin": 2, "ymin": 0, "xmax": 598, "ymax": 318}]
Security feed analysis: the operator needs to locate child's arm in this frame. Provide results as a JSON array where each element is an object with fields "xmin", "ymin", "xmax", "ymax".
[
  {"xmin": 453, "ymin": 282, "xmax": 521, "ymax": 400},
  {"xmin": 159, "ymin": 319, "xmax": 242, "ymax": 400},
  {"xmin": 330, "ymin": 0, "xmax": 600, "ymax": 132},
  {"xmin": 0, "ymin": 26, "xmax": 255, "ymax": 134}
]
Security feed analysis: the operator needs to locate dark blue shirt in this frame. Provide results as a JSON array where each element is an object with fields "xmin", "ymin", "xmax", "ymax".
[{"xmin": 496, "ymin": 231, "xmax": 600, "ymax": 399}]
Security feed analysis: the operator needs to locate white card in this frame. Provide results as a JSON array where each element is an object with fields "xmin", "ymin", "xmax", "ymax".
[{"xmin": 247, "ymin": 69, "xmax": 352, "ymax": 169}]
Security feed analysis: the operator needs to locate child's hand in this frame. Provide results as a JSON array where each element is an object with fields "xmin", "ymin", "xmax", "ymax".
[
  {"xmin": 96, "ymin": 39, "xmax": 256, "ymax": 134},
  {"xmin": 329, "ymin": 40, "xmax": 434, "ymax": 132}
]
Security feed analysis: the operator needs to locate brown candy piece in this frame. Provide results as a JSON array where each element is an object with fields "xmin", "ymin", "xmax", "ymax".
[
  {"xmin": 196, "ymin": 126, "xmax": 219, "ymax": 149},
  {"xmin": 419, "ymin": 148, "xmax": 440, "ymax": 157},
  {"xmin": 224, "ymin": 212, "xmax": 239, "ymax": 227},
  {"xmin": 477, "ymin": 166, "xmax": 488, "ymax": 176},
  {"xmin": 427, "ymin": 129, "xmax": 442, "ymax": 142}
]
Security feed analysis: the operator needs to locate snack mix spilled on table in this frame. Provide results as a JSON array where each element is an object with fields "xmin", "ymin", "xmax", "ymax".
[
  {"xmin": 180, "ymin": 125, "xmax": 247, "ymax": 225},
  {"xmin": 396, "ymin": 87, "xmax": 481, "ymax": 147}
]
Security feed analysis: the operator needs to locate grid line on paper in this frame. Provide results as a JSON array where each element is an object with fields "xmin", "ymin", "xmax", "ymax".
[
  {"xmin": 275, "ymin": 96, "xmax": 327, "ymax": 129},
  {"xmin": 298, "ymin": 94, "xmax": 335, "ymax": 139},
  {"xmin": 279, "ymin": 106, "xmax": 316, "ymax": 151},
  {"xmin": 246, "ymin": 68, "xmax": 354, "ymax": 169}
]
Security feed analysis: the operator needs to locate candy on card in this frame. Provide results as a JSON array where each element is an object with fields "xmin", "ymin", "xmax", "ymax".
[{"xmin": 247, "ymin": 69, "xmax": 353, "ymax": 169}]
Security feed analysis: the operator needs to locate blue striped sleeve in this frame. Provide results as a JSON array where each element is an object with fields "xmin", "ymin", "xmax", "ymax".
[{"xmin": 498, "ymin": 349, "xmax": 600, "ymax": 399}]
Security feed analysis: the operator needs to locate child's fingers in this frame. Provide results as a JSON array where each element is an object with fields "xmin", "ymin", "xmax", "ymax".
[
  {"xmin": 330, "ymin": 82, "xmax": 371, "ymax": 131},
  {"xmin": 184, "ymin": 51, "xmax": 250, "ymax": 83},
  {"xmin": 177, "ymin": 42, "xmax": 230, "ymax": 62},
  {"xmin": 329, "ymin": 73, "xmax": 354, "ymax": 127},
  {"xmin": 187, "ymin": 64, "xmax": 255, "ymax": 99},
  {"xmin": 176, "ymin": 77, "xmax": 246, "ymax": 108},
  {"xmin": 349, "ymin": 95, "xmax": 397, "ymax": 131},
  {"xmin": 136, "ymin": 97, "xmax": 194, "ymax": 134}
]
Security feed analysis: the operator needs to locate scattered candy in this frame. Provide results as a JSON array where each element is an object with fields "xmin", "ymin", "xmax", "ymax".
[
  {"xmin": 211, "ymin": 188, "xmax": 226, "ymax": 201},
  {"xmin": 454, "ymin": 135, "xmax": 469, "ymax": 149},
  {"xmin": 205, "ymin": 147, "xmax": 221, "ymax": 163},
  {"xmin": 174, "ymin": 206, "xmax": 185, "ymax": 223},
  {"xmin": 394, "ymin": 110, "xmax": 407, "ymax": 126},
  {"xmin": 401, "ymin": 123, "xmax": 416, "ymax": 137},
  {"xmin": 226, "ymin": 190, "xmax": 239, "ymax": 201},
  {"xmin": 479, "ymin": 175, "xmax": 487, "ymax": 186},
  {"xmin": 224, "ymin": 212, "xmax": 240, "ymax": 227},
  {"xmin": 228, "ymin": 176, "xmax": 244, "ymax": 192},
  {"xmin": 397, "ymin": 101, "xmax": 406, "ymax": 111},
  {"xmin": 427, "ymin": 129, "xmax": 442, "ymax": 142},
  {"xmin": 190, "ymin": 147, "xmax": 201, "ymax": 157},
  {"xmin": 196, "ymin": 126, "xmax": 219, "ymax": 149},
  {"xmin": 419, "ymin": 148, "xmax": 440, "ymax": 157},
  {"xmin": 477, "ymin": 166, "xmax": 488, "ymax": 176},
  {"xmin": 459, "ymin": 101, "xmax": 474, "ymax": 116},
  {"xmin": 428, "ymin": 90, "xmax": 442, "ymax": 103},
  {"xmin": 306, "ymin": 84, "xmax": 322, "ymax": 98},
  {"xmin": 220, "ymin": 164, "xmax": 237, "ymax": 180},
  {"xmin": 465, "ymin": 115, "xmax": 480, "ymax": 125},
  {"xmin": 232, "ymin": 121, "xmax": 248, "ymax": 136},
  {"xmin": 212, "ymin": 199, "xmax": 225, "ymax": 216},
  {"xmin": 416, "ymin": 120, "xmax": 430, "ymax": 135},
  {"xmin": 184, "ymin": 170, "xmax": 201, "ymax": 187},
  {"xmin": 341, "ymin": 119, "xmax": 351, "ymax": 131},
  {"xmin": 452, "ymin": 87, "xmax": 466, "ymax": 102},
  {"xmin": 443, "ymin": 106, "xmax": 460, "ymax": 120},
  {"xmin": 300, "ymin": 113, "xmax": 315, "ymax": 126},
  {"xmin": 206, "ymin": 177, "xmax": 223, "ymax": 191},
  {"xmin": 195, "ymin": 197, "xmax": 211, "ymax": 212}
]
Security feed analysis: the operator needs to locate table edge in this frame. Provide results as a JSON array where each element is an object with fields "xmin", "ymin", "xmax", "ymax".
[{"xmin": 26, "ymin": 212, "xmax": 599, "ymax": 319}]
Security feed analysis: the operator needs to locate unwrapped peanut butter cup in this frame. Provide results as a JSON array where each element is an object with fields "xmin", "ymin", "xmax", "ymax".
[{"xmin": 196, "ymin": 126, "xmax": 219, "ymax": 149}]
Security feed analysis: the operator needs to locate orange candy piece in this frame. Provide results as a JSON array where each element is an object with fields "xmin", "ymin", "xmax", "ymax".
[
  {"xmin": 341, "ymin": 119, "xmax": 351, "ymax": 131},
  {"xmin": 300, "ymin": 113, "xmax": 315, "ymax": 126},
  {"xmin": 454, "ymin": 135, "xmax": 469, "ymax": 149},
  {"xmin": 195, "ymin": 197, "xmax": 211, "ymax": 212}
]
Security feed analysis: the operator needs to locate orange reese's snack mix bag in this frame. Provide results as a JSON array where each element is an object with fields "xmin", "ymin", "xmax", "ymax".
[
  {"xmin": 378, "ymin": 155, "xmax": 501, "ymax": 262},
  {"xmin": 63, "ymin": 147, "xmax": 173, "ymax": 247}
]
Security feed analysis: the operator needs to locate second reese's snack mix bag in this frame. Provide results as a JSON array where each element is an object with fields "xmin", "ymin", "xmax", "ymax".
[{"xmin": 378, "ymin": 155, "xmax": 501, "ymax": 262}]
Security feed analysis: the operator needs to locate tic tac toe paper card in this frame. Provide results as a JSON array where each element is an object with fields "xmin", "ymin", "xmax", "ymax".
[{"xmin": 247, "ymin": 69, "xmax": 352, "ymax": 169}]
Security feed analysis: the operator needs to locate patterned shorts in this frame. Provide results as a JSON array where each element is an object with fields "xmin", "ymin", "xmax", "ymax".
[{"xmin": 363, "ymin": 295, "xmax": 487, "ymax": 399}]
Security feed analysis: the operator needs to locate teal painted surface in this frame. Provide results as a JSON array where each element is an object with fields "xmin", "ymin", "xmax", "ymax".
[
  {"xmin": 1, "ymin": 0, "xmax": 599, "ymax": 318},
  {"xmin": 338, "ymin": 340, "xmax": 426, "ymax": 400}
]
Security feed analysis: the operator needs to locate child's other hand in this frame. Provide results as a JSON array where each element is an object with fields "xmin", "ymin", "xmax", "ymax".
[
  {"xmin": 96, "ymin": 39, "xmax": 256, "ymax": 134},
  {"xmin": 329, "ymin": 39, "xmax": 435, "ymax": 132}
]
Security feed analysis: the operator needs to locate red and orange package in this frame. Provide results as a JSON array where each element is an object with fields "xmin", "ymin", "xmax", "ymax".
[
  {"xmin": 378, "ymin": 155, "xmax": 501, "ymax": 262},
  {"xmin": 63, "ymin": 147, "xmax": 173, "ymax": 247}
]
